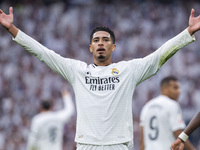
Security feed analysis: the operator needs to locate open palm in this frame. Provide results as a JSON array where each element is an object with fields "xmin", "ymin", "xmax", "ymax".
[
  {"xmin": 0, "ymin": 7, "xmax": 13, "ymax": 29},
  {"xmin": 188, "ymin": 9, "xmax": 200, "ymax": 35}
]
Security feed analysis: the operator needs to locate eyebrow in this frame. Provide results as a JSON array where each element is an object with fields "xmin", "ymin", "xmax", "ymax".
[{"xmin": 93, "ymin": 37, "xmax": 110, "ymax": 40}]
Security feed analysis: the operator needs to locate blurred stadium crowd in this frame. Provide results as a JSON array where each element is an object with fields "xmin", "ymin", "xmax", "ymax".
[{"xmin": 0, "ymin": 0, "xmax": 200, "ymax": 149}]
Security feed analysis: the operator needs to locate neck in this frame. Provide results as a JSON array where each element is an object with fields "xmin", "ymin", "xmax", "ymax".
[
  {"xmin": 94, "ymin": 62, "xmax": 111, "ymax": 66},
  {"xmin": 93, "ymin": 58, "xmax": 112, "ymax": 66}
]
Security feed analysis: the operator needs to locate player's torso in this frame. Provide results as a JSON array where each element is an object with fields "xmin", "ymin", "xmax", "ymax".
[
  {"xmin": 142, "ymin": 96, "xmax": 176, "ymax": 150},
  {"xmin": 34, "ymin": 112, "xmax": 64, "ymax": 149},
  {"xmin": 72, "ymin": 61, "xmax": 137, "ymax": 144}
]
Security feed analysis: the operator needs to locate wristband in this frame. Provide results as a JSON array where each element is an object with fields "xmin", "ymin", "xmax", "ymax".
[{"xmin": 178, "ymin": 132, "xmax": 188, "ymax": 142}]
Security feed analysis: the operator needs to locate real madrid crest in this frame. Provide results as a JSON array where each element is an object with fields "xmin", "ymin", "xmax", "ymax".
[{"xmin": 111, "ymin": 68, "xmax": 119, "ymax": 75}]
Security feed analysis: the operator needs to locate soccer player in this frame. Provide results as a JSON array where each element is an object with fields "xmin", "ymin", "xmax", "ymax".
[
  {"xmin": 27, "ymin": 89, "xmax": 74, "ymax": 150},
  {"xmin": 171, "ymin": 112, "xmax": 200, "ymax": 150},
  {"xmin": 139, "ymin": 76, "xmax": 196, "ymax": 150},
  {"xmin": 1, "ymin": 7, "xmax": 200, "ymax": 150}
]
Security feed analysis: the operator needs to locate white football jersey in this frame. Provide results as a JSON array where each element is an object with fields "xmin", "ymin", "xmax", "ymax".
[
  {"xmin": 140, "ymin": 95, "xmax": 186, "ymax": 150},
  {"xmin": 13, "ymin": 29, "xmax": 194, "ymax": 148},
  {"xmin": 27, "ymin": 94, "xmax": 74, "ymax": 150}
]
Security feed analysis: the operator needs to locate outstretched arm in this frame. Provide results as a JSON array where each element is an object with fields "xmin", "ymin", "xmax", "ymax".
[
  {"xmin": 0, "ymin": 7, "xmax": 18, "ymax": 37},
  {"xmin": 0, "ymin": 7, "xmax": 76, "ymax": 84},
  {"xmin": 171, "ymin": 112, "xmax": 200, "ymax": 150},
  {"xmin": 187, "ymin": 9, "xmax": 200, "ymax": 35}
]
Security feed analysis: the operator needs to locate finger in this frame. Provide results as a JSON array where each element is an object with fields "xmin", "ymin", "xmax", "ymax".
[
  {"xmin": 9, "ymin": 7, "xmax": 13, "ymax": 15},
  {"xmin": 190, "ymin": 8, "xmax": 195, "ymax": 18},
  {"xmin": 0, "ymin": 9, "xmax": 3, "ymax": 14}
]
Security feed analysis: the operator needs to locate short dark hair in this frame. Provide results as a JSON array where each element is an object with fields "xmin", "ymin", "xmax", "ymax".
[
  {"xmin": 90, "ymin": 26, "xmax": 115, "ymax": 44},
  {"xmin": 41, "ymin": 99, "xmax": 53, "ymax": 110},
  {"xmin": 160, "ymin": 76, "xmax": 178, "ymax": 88}
]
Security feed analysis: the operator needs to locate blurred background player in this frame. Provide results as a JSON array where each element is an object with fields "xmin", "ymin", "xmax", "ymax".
[
  {"xmin": 139, "ymin": 76, "xmax": 196, "ymax": 150},
  {"xmin": 171, "ymin": 112, "xmax": 200, "ymax": 150},
  {"xmin": 27, "ymin": 89, "xmax": 74, "ymax": 150}
]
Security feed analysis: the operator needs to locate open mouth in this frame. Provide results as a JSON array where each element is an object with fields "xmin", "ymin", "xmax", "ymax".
[{"xmin": 97, "ymin": 48, "xmax": 105, "ymax": 53}]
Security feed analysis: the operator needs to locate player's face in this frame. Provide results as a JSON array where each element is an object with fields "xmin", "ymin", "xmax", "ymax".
[
  {"xmin": 167, "ymin": 81, "xmax": 180, "ymax": 101},
  {"xmin": 89, "ymin": 31, "xmax": 116, "ymax": 65}
]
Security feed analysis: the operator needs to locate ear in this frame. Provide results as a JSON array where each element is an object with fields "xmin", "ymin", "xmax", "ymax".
[
  {"xmin": 112, "ymin": 44, "xmax": 116, "ymax": 52},
  {"xmin": 89, "ymin": 44, "xmax": 93, "ymax": 53}
]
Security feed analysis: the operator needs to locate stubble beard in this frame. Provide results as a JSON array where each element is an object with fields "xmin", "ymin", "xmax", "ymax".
[
  {"xmin": 98, "ymin": 55, "xmax": 105, "ymax": 59},
  {"xmin": 97, "ymin": 55, "xmax": 107, "ymax": 62}
]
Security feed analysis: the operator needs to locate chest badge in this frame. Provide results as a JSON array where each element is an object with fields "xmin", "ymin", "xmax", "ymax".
[{"xmin": 112, "ymin": 68, "xmax": 119, "ymax": 75}]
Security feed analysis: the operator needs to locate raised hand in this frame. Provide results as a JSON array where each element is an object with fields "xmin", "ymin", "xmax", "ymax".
[
  {"xmin": 188, "ymin": 9, "xmax": 200, "ymax": 35},
  {"xmin": 0, "ymin": 7, "xmax": 13, "ymax": 30}
]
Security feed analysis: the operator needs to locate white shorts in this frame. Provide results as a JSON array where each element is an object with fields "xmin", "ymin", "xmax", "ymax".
[{"xmin": 76, "ymin": 143, "xmax": 129, "ymax": 150}]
